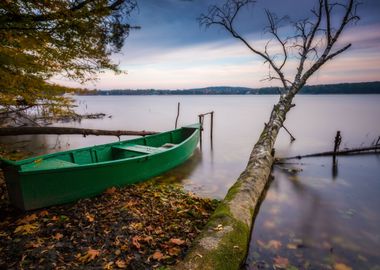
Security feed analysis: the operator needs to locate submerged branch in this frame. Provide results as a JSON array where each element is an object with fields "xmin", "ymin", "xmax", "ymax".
[{"xmin": 279, "ymin": 145, "xmax": 380, "ymax": 160}]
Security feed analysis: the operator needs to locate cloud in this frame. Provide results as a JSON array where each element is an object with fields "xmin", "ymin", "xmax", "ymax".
[{"xmin": 52, "ymin": 21, "xmax": 380, "ymax": 90}]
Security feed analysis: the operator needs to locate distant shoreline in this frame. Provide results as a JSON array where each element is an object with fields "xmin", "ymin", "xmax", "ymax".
[{"xmin": 80, "ymin": 81, "xmax": 380, "ymax": 96}]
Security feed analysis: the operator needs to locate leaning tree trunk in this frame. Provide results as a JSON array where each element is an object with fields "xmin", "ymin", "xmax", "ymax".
[{"xmin": 175, "ymin": 93, "xmax": 296, "ymax": 270}]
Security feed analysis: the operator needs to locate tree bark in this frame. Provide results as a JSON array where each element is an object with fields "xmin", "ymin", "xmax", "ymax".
[
  {"xmin": 0, "ymin": 127, "xmax": 157, "ymax": 137},
  {"xmin": 175, "ymin": 94, "xmax": 295, "ymax": 270}
]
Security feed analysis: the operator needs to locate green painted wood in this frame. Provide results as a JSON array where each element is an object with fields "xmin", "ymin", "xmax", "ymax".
[{"xmin": 0, "ymin": 125, "xmax": 200, "ymax": 210}]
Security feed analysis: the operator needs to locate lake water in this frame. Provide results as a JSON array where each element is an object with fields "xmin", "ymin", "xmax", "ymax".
[
  {"xmin": 7, "ymin": 95, "xmax": 380, "ymax": 198},
  {"xmin": 3, "ymin": 95, "xmax": 380, "ymax": 268},
  {"xmin": 244, "ymin": 155, "xmax": 380, "ymax": 270}
]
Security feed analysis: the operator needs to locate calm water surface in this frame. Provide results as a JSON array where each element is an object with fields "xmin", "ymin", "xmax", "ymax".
[
  {"xmin": 245, "ymin": 155, "xmax": 380, "ymax": 269},
  {"xmin": 3, "ymin": 95, "xmax": 380, "ymax": 268},
  {"xmin": 9, "ymin": 95, "xmax": 380, "ymax": 198}
]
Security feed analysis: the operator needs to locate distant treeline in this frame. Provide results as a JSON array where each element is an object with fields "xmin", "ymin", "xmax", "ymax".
[{"xmin": 81, "ymin": 81, "xmax": 380, "ymax": 95}]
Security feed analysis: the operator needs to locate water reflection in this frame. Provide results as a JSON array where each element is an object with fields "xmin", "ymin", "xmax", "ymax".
[
  {"xmin": 332, "ymin": 159, "xmax": 339, "ymax": 179},
  {"xmin": 154, "ymin": 148, "xmax": 202, "ymax": 185},
  {"xmin": 245, "ymin": 155, "xmax": 380, "ymax": 269}
]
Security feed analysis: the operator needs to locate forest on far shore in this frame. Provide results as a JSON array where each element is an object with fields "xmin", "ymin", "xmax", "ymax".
[{"xmin": 82, "ymin": 81, "xmax": 380, "ymax": 96}]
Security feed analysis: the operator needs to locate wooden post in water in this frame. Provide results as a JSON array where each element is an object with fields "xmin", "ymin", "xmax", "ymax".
[
  {"xmin": 198, "ymin": 114, "xmax": 203, "ymax": 148},
  {"xmin": 333, "ymin": 130, "xmax": 342, "ymax": 166},
  {"xmin": 175, "ymin": 102, "xmax": 180, "ymax": 129},
  {"xmin": 210, "ymin": 111, "xmax": 214, "ymax": 141}
]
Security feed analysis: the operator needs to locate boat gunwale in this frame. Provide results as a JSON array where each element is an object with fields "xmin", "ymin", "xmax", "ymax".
[{"xmin": 13, "ymin": 126, "xmax": 199, "ymax": 175}]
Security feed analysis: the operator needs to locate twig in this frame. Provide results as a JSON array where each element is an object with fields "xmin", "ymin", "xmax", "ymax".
[{"xmin": 282, "ymin": 125, "xmax": 296, "ymax": 142}]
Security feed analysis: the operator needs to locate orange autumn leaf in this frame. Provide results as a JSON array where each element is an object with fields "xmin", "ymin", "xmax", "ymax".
[
  {"xmin": 268, "ymin": 240, "xmax": 282, "ymax": 250},
  {"xmin": 17, "ymin": 214, "xmax": 38, "ymax": 225},
  {"xmin": 77, "ymin": 248, "xmax": 100, "ymax": 263},
  {"xmin": 53, "ymin": 232, "xmax": 63, "ymax": 240},
  {"xmin": 152, "ymin": 251, "xmax": 164, "ymax": 261},
  {"xmin": 168, "ymin": 247, "xmax": 181, "ymax": 256},
  {"xmin": 39, "ymin": 210, "xmax": 49, "ymax": 217},
  {"xmin": 115, "ymin": 259, "xmax": 127, "ymax": 268},
  {"xmin": 129, "ymin": 222, "xmax": 143, "ymax": 230},
  {"xmin": 334, "ymin": 263, "xmax": 353, "ymax": 270},
  {"xmin": 132, "ymin": 236, "xmax": 141, "ymax": 249},
  {"xmin": 141, "ymin": 236, "xmax": 153, "ymax": 243},
  {"xmin": 121, "ymin": 200, "xmax": 138, "ymax": 210},
  {"xmin": 169, "ymin": 238, "xmax": 185, "ymax": 245},
  {"xmin": 103, "ymin": 261, "xmax": 114, "ymax": 270},
  {"xmin": 25, "ymin": 238, "xmax": 44, "ymax": 248},
  {"xmin": 85, "ymin": 212, "xmax": 95, "ymax": 222},
  {"xmin": 14, "ymin": 223, "xmax": 39, "ymax": 235},
  {"xmin": 273, "ymin": 256, "xmax": 289, "ymax": 268}
]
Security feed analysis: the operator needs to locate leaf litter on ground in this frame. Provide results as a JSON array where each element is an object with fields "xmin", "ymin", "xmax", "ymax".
[{"xmin": 0, "ymin": 173, "xmax": 219, "ymax": 269}]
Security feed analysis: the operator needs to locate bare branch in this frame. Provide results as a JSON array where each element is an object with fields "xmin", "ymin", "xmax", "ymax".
[
  {"xmin": 199, "ymin": 0, "xmax": 290, "ymax": 89},
  {"xmin": 264, "ymin": 10, "xmax": 288, "ymax": 70},
  {"xmin": 324, "ymin": 0, "xmax": 333, "ymax": 43},
  {"xmin": 296, "ymin": 0, "xmax": 359, "ymax": 90}
]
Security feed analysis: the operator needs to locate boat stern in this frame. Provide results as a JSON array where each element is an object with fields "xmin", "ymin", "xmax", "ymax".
[{"xmin": 1, "ymin": 160, "xmax": 26, "ymax": 210}]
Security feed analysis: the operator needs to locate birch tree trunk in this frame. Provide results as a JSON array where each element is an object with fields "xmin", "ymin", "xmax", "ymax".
[
  {"xmin": 175, "ymin": 91, "xmax": 296, "ymax": 270},
  {"xmin": 175, "ymin": 0, "xmax": 359, "ymax": 267}
]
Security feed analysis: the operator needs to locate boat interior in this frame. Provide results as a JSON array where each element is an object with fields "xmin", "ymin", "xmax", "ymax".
[{"xmin": 19, "ymin": 127, "xmax": 196, "ymax": 172}]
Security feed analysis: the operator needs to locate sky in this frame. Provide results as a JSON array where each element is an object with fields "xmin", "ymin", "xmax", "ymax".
[{"xmin": 54, "ymin": 0, "xmax": 380, "ymax": 90}]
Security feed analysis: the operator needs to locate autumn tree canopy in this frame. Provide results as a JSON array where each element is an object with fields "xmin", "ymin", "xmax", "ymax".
[{"xmin": 0, "ymin": 0, "xmax": 137, "ymax": 125}]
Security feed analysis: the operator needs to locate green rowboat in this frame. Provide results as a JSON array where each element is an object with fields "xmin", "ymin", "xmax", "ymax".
[{"xmin": 0, "ymin": 124, "xmax": 200, "ymax": 210}]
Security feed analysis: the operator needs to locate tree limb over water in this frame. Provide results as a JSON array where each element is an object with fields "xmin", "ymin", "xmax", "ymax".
[{"xmin": 0, "ymin": 127, "xmax": 157, "ymax": 138}]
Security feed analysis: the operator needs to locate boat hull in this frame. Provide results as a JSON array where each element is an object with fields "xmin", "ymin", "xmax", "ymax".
[{"xmin": 1, "ymin": 126, "xmax": 199, "ymax": 210}]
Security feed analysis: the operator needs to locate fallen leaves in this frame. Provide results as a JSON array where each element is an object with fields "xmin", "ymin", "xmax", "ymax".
[
  {"xmin": 17, "ymin": 214, "xmax": 38, "ymax": 225},
  {"xmin": 267, "ymin": 240, "xmax": 282, "ymax": 250},
  {"xmin": 77, "ymin": 248, "xmax": 100, "ymax": 263},
  {"xmin": 168, "ymin": 247, "xmax": 181, "ymax": 256},
  {"xmin": 115, "ymin": 259, "xmax": 127, "ymax": 268},
  {"xmin": 334, "ymin": 263, "xmax": 353, "ymax": 270},
  {"xmin": 0, "ymin": 180, "xmax": 219, "ymax": 269},
  {"xmin": 169, "ymin": 238, "xmax": 185, "ymax": 245},
  {"xmin": 53, "ymin": 232, "xmax": 63, "ymax": 240},
  {"xmin": 152, "ymin": 251, "xmax": 164, "ymax": 261},
  {"xmin": 85, "ymin": 212, "xmax": 95, "ymax": 222},
  {"xmin": 25, "ymin": 237, "xmax": 44, "ymax": 249},
  {"xmin": 14, "ymin": 223, "xmax": 39, "ymax": 235},
  {"xmin": 131, "ymin": 235, "xmax": 141, "ymax": 249},
  {"xmin": 257, "ymin": 239, "xmax": 282, "ymax": 250},
  {"xmin": 39, "ymin": 210, "xmax": 49, "ymax": 217},
  {"xmin": 273, "ymin": 256, "xmax": 289, "ymax": 268}
]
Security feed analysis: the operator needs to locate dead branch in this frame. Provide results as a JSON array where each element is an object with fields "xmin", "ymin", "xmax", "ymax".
[
  {"xmin": 199, "ymin": 0, "xmax": 290, "ymax": 90},
  {"xmin": 282, "ymin": 124, "xmax": 296, "ymax": 142},
  {"xmin": 0, "ymin": 127, "xmax": 158, "ymax": 137},
  {"xmin": 279, "ymin": 145, "xmax": 380, "ymax": 160}
]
